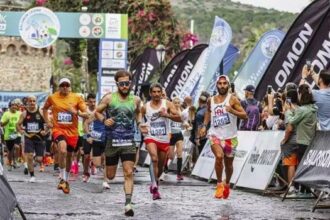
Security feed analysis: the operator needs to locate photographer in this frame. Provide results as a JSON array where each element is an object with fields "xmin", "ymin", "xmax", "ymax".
[{"xmin": 267, "ymin": 86, "xmax": 285, "ymax": 130}]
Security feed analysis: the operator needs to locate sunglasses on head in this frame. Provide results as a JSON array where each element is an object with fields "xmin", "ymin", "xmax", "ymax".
[
  {"xmin": 117, "ymin": 81, "xmax": 131, "ymax": 87},
  {"xmin": 60, "ymin": 83, "xmax": 70, "ymax": 88}
]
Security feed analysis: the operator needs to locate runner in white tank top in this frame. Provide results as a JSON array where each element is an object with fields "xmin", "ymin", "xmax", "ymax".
[
  {"xmin": 200, "ymin": 75, "xmax": 247, "ymax": 200},
  {"xmin": 140, "ymin": 83, "xmax": 181, "ymax": 200}
]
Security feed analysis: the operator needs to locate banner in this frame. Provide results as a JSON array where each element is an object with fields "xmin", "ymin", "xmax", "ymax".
[
  {"xmin": 0, "ymin": 91, "xmax": 48, "ymax": 108},
  {"xmin": 165, "ymin": 44, "xmax": 208, "ymax": 100},
  {"xmin": 0, "ymin": 10, "xmax": 128, "ymax": 40},
  {"xmin": 210, "ymin": 131, "xmax": 258, "ymax": 184},
  {"xmin": 207, "ymin": 44, "xmax": 240, "ymax": 95},
  {"xmin": 236, "ymin": 131, "xmax": 283, "ymax": 190},
  {"xmin": 255, "ymin": 0, "xmax": 330, "ymax": 100},
  {"xmin": 191, "ymin": 140, "xmax": 215, "ymax": 180},
  {"xmin": 294, "ymin": 131, "xmax": 330, "ymax": 193},
  {"xmin": 159, "ymin": 49, "xmax": 190, "ymax": 88},
  {"xmin": 233, "ymin": 30, "xmax": 284, "ymax": 99},
  {"xmin": 130, "ymin": 47, "xmax": 160, "ymax": 97}
]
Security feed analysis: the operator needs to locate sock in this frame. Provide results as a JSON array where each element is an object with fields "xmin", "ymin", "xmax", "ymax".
[
  {"xmin": 125, "ymin": 194, "xmax": 132, "ymax": 205},
  {"xmin": 63, "ymin": 171, "xmax": 70, "ymax": 181},
  {"xmin": 24, "ymin": 162, "xmax": 28, "ymax": 168},
  {"xmin": 30, "ymin": 171, "xmax": 34, "ymax": 177},
  {"xmin": 60, "ymin": 168, "xmax": 65, "ymax": 180},
  {"xmin": 149, "ymin": 163, "xmax": 157, "ymax": 187},
  {"xmin": 177, "ymin": 158, "xmax": 182, "ymax": 175}
]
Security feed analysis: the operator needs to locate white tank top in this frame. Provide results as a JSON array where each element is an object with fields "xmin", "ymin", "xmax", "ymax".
[
  {"xmin": 145, "ymin": 99, "xmax": 170, "ymax": 143},
  {"xmin": 208, "ymin": 94, "xmax": 237, "ymax": 139}
]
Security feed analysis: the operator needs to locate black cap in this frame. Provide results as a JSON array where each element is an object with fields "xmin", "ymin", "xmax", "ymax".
[{"xmin": 244, "ymin": 85, "xmax": 255, "ymax": 93}]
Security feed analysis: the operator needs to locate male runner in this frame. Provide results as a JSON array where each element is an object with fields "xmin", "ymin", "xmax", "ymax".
[
  {"xmin": 140, "ymin": 83, "xmax": 181, "ymax": 200},
  {"xmin": 200, "ymin": 75, "xmax": 247, "ymax": 199},
  {"xmin": 43, "ymin": 78, "xmax": 87, "ymax": 194},
  {"xmin": 95, "ymin": 70, "xmax": 141, "ymax": 216},
  {"xmin": 16, "ymin": 95, "xmax": 47, "ymax": 182}
]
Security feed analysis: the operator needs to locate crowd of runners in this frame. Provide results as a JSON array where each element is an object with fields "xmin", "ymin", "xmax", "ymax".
[{"xmin": 1, "ymin": 65, "xmax": 330, "ymax": 217}]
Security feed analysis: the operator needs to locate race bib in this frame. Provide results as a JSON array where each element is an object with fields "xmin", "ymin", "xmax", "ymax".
[
  {"xmin": 171, "ymin": 121, "xmax": 182, "ymax": 129},
  {"xmin": 9, "ymin": 133, "xmax": 18, "ymax": 140},
  {"xmin": 112, "ymin": 139, "xmax": 133, "ymax": 147},
  {"xmin": 91, "ymin": 130, "xmax": 102, "ymax": 140},
  {"xmin": 213, "ymin": 113, "xmax": 231, "ymax": 127},
  {"xmin": 150, "ymin": 121, "xmax": 167, "ymax": 136},
  {"xmin": 58, "ymin": 112, "xmax": 73, "ymax": 124},
  {"xmin": 27, "ymin": 122, "xmax": 40, "ymax": 133}
]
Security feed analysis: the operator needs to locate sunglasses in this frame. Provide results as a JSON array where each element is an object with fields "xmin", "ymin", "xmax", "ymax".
[
  {"xmin": 117, "ymin": 81, "xmax": 131, "ymax": 87},
  {"xmin": 60, "ymin": 83, "xmax": 70, "ymax": 88}
]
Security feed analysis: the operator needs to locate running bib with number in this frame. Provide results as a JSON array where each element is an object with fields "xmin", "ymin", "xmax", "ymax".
[
  {"xmin": 9, "ymin": 133, "xmax": 18, "ymax": 140},
  {"xmin": 57, "ymin": 112, "xmax": 73, "ymax": 124},
  {"xmin": 91, "ymin": 130, "xmax": 102, "ymax": 140},
  {"xmin": 27, "ymin": 122, "xmax": 40, "ymax": 133},
  {"xmin": 150, "ymin": 121, "xmax": 167, "ymax": 136},
  {"xmin": 213, "ymin": 113, "xmax": 231, "ymax": 127}
]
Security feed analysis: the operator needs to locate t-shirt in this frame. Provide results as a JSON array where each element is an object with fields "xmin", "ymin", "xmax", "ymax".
[
  {"xmin": 1, "ymin": 110, "xmax": 21, "ymax": 141},
  {"xmin": 312, "ymin": 88, "xmax": 330, "ymax": 130},
  {"xmin": 43, "ymin": 92, "xmax": 87, "ymax": 137}
]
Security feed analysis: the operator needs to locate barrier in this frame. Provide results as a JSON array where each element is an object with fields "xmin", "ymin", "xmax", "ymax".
[{"xmin": 191, "ymin": 140, "xmax": 215, "ymax": 180}]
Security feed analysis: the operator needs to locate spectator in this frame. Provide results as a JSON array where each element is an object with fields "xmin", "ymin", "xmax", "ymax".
[{"xmin": 301, "ymin": 66, "xmax": 330, "ymax": 130}]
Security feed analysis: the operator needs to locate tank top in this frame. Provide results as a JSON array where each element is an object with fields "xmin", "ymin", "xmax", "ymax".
[
  {"xmin": 208, "ymin": 94, "xmax": 237, "ymax": 139},
  {"xmin": 145, "ymin": 99, "xmax": 170, "ymax": 143},
  {"xmin": 23, "ymin": 108, "xmax": 45, "ymax": 141},
  {"xmin": 105, "ymin": 92, "xmax": 135, "ymax": 147}
]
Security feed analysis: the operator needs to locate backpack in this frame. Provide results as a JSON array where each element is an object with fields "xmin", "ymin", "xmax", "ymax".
[{"xmin": 240, "ymin": 100, "xmax": 260, "ymax": 131}]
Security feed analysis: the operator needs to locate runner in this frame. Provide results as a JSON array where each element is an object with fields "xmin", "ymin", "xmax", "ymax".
[
  {"xmin": 140, "ymin": 83, "xmax": 181, "ymax": 200},
  {"xmin": 42, "ymin": 77, "xmax": 88, "ymax": 194},
  {"xmin": 16, "ymin": 95, "xmax": 47, "ymax": 182},
  {"xmin": 200, "ymin": 75, "xmax": 247, "ymax": 199},
  {"xmin": 168, "ymin": 97, "xmax": 185, "ymax": 181},
  {"xmin": 95, "ymin": 70, "xmax": 141, "ymax": 216},
  {"xmin": 0, "ymin": 99, "xmax": 21, "ymax": 171}
]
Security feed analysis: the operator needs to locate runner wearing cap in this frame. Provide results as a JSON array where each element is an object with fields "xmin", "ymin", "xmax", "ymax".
[
  {"xmin": 200, "ymin": 75, "xmax": 247, "ymax": 199},
  {"xmin": 43, "ymin": 77, "xmax": 88, "ymax": 194}
]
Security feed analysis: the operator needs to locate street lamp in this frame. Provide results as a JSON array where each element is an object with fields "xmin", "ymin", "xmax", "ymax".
[{"xmin": 156, "ymin": 44, "xmax": 166, "ymax": 74}]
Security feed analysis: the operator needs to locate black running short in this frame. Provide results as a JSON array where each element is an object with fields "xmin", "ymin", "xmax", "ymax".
[{"xmin": 170, "ymin": 132, "xmax": 184, "ymax": 146}]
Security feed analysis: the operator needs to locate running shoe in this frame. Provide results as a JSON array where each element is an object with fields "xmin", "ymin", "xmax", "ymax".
[
  {"xmin": 7, "ymin": 166, "xmax": 12, "ymax": 172},
  {"xmin": 57, "ymin": 179, "xmax": 66, "ymax": 190},
  {"xmin": 124, "ymin": 203, "xmax": 134, "ymax": 217},
  {"xmin": 24, "ymin": 167, "xmax": 28, "ymax": 175},
  {"xmin": 214, "ymin": 182, "xmax": 224, "ymax": 199},
  {"xmin": 82, "ymin": 174, "xmax": 90, "ymax": 183},
  {"xmin": 62, "ymin": 181, "xmax": 70, "ymax": 194},
  {"xmin": 223, "ymin": 184, "xmax": 230, "ymax": 199},
  {"xmin": 176, "ymin": 175, "xmax": 184, "ymax": 181},
  {"xmin": 152, "ymin": 189, "xmax": 161, "ymax": 200},
  {"xmin": 102, "ymin": 181, "xmax": 110, "ymax": 189},
  {"xmin": 29, "ymin": 176, "xmax": 36, "ymax": 183}
]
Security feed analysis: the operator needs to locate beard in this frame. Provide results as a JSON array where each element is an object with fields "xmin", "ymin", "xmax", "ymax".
[
  {"xmin": 217, "ymin": 87, "xmax": 229, "ymax": 95},
  {"xmin": 118, "ymin": 88, "xmax": 130, "ymax": 97}
]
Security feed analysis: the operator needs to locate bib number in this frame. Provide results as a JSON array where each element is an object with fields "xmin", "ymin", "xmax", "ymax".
[
  {"xmin": 213, "ymin": 113, "xmax": 230, "ymax": 127},
  {"xmin": 58, "ymin": 112, "xmax": 73, "ymax": 124},
  {"xmin": 91, "ymin": 130, "xmax": 102, "ymax": 140},
  {"xmin": 27, "ymin": 122, "xmax": 40, "ymax": 133},
  {"xmin": 150, "ymin": 121, "xmax": 166, "ymax": 136},
  {"xmin": 9, "ymin": 133, "xmax": 18, "ymax": 140}
]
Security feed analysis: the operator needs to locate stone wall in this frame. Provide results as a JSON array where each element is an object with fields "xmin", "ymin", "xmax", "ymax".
[{"xmin": 0, "ymin": 36, "xmax": 53, "ymax": 92}]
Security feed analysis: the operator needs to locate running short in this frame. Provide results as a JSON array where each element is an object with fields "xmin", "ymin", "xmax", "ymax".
[
  {"xmin": 105, "ymin": 139, "xmax": 136, "ymax": 166},
  {"xmin": 282, "ymin": 153, "xmax": 298, "ymax": 166},
  {"xmin": 170, "ymin": 132, "xmax": 184, "ymax": 146},
  {"xmin": 144, "ymin": 138, "xmax": 170, "ymax": 153},
  {"xmin": 5, "ymin": 138, "xmax": 20, "ymax": 152},
  {"xmin": 84, "ymin": 141, "xmax": 105, "ymax": 157},
  {"xmin": 24, "ymin": 138, "xmax": 45, "ymax": 157},
  {"xmin": 53, "ymin": 131, "xmax": 78, "ymax": 153},
  {"xmin": 209, "ymin": 135, "xmax": 238, "ymax": 157}
]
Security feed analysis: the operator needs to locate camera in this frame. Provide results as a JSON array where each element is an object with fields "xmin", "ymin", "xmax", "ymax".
[
  {"xmin": 306, "ymin": 59, "xmax": 312, "ymax": 71},
  {"xmin": 286, "ymin": 97, "xmax": 292, "ymax": 104},
  {"xmin": 267, "ymin": 85, "xmax": 272, "ymax": 94}
]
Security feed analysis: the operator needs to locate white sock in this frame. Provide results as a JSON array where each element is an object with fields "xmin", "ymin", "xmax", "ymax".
[
  {"xmin": 60, "ymin": 168, "xmax": 65, "ymax": 180},
  {"xmin": 24, "ymin": 162, "xmax": 28, "ymax": 168}
]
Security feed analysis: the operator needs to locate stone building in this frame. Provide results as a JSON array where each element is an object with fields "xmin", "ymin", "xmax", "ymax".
[{"xmin": 0, "ymin": 36, "xmax": 53, "ymax": 92}]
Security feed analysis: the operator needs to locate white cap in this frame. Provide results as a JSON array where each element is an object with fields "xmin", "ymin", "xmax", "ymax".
[
  {"xmin": 217, "ymin": 75, "xmax": 230, "ymax": 84},
  {"xmin": 59, "ymin": 78, "xmax": 71, "ymax": 85}
]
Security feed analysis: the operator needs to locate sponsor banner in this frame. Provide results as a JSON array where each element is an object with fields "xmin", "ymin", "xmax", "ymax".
[
  {"xmin": 0, "ymin": 10, "xmax": 128, "ymax": 40},
  {"xmin": 0, "ymin": 91, "xmax": 48, "ymax": 108},
  {"xmin": 192, "ymin": 17, "xmax": 232, "ymax": 104},
  {"xmin": 165, "ymin": 44, "xmax": 207, "ymax": 100},
  {"xmin": 168, "ymin": 136, "xmax": 194, "ymax": 171},
  {"xmin": 98, "ymin": 39, "xmax": 128, "ymax": 100},
  {"xmin": 159, "ymin": 49, "xmax": 190, "ymax": 89},
  {"xmin": 233, "ymin": 30, "xmax": 284, "ymax": 99},
  {"xmin": 294, "ymin": 131, "xmax": 330, "ymax": 193},
  {"xmin": 210, "ymin": 131, "xmax": 258, "ymax": 184},
  {"xmin": 207, "ymin": 44, "xmax": 240, "ymax": 95},
  {"xmin": 191, "ymin": 140, "xmax": 215, "ymax": 180},
  {"xmin": 255, "ymin": 0, "xmax": 330, "ymax": 100},
  {"xmin": 236, "ymin": 131, "xmax": 283, "ymax": 190},
  {"xmin": 130, "ymin": 47, "xmax": 160, "ymax": 97}
]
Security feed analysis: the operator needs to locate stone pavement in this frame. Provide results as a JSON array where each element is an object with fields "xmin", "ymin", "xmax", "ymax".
[{"xmin": 4, "ymin": 165, "xmax": 330, "ymax": 220}]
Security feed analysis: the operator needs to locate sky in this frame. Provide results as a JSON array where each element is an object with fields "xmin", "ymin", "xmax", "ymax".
[{"xmin": 231, "ymin": 0, "xmax": 311, "ymax": 13}]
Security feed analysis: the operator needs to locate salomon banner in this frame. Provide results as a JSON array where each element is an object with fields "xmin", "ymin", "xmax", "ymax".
[
  {"xmin": 294, "ymin": 131, "xmax": 330, "ymax": 193},
  {"xmin": 234, "ymin": 30, "xmax": 284, "ymax": 99},
  {"xmin": 236, "ymin": 131, "xmax": 283, "ymax": 190},
  {"xmin": 207, "ymin": 44, "xmax": 240, "ymax": 95},
  {"xmin": 165, "ymin": 44, "xmax": 208, "ymax": 99},
  {"xmin": 255, "ymin": 0, "xmax": 330, "ymax": 100},
  {"xmin": 130, "ymin": 47, "xmax": 160, "ymax": 97},
  {"xmin": 159, "ymin": 49, "xmax": 190, "ymax": 88}
]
